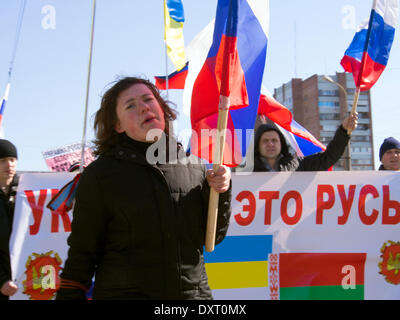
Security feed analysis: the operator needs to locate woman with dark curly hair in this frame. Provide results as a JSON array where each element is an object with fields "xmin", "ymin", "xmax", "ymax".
[{"xmin": 56, "ymin": 77, "xmax": 231, "ymax": 300}]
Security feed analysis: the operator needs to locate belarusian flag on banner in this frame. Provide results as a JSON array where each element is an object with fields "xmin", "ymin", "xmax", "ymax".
[{"xmin": 269, "ymin": 252, "xmax": 367, "ymax": 300}]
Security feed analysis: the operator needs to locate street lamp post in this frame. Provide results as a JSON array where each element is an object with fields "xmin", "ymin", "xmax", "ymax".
[{"xmin": 323, "ymin": 75, "xmax": 352, "ymax": 171}]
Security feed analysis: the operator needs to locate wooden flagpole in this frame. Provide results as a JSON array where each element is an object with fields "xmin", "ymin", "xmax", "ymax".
[
  {"xmin": 347, "ymin": 87, "xmax": 360, "ymax": 135},
  {"xmin": 205, "ymin": 97, "xmax": 230, "ymax": 252},
  {"xmin": 204, "ymin": 0, "xmax": 239, "ymax": 252}
]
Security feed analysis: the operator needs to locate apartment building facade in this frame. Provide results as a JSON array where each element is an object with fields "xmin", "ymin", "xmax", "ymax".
[{"xmin": 273, "ymin": 72, "xmax": 374, "ymax": 170}]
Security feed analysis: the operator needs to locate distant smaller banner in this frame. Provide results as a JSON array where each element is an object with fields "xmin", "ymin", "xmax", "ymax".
[{"xmin": 42, "ymin": 143, "xmax": 95, "ymax": 172}]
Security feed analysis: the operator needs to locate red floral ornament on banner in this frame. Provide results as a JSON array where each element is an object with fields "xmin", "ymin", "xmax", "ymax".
[
  {"xmin": 378, "ymin": 241, "xmax": 400, "ymax": 285},
  {"xmin": 22, "ymin": 251, "xmax": 63, "ymax": 300}
]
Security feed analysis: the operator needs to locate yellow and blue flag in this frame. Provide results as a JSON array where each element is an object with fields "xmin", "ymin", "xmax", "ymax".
[
  {"xmin": 204, "ymin": 235, "xmax": 272, "ymax": 298},
  {"xmin": 164, "ymin": 0, "xmax": 186, "ymax": 71}
]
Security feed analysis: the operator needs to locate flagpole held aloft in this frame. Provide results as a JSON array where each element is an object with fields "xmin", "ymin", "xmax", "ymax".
[
  {"xmin": 340, "ymin": 0, "xmax": 398, "ymax": 135},
  {"xmin": 205, "ymin": 97, "xmax": 230, "ymax": 252},
  {"xmin": 163, "ymin": 1, "xmax": 169, "ymax": 100},
  {"xmin": 7, "ymin": 0, "xmax": 27, "ymax": 83},
  {"xmin": 0, "ymin": 0, "xmax": 27, "ymax": 136},
  {"xmin": 205, "ymin": 0, "xmax": 246, "ymax": 252},
  {"xmin": 347, "ymin": 87, "xmax": 360, "ymax": 135},
  {"xmin": 189, "ymin": 0, "xmax": 268, "ymax": 250},
  {"xmin": 80, "ymin": 0, "xmax": 97, "ymax": 173}
]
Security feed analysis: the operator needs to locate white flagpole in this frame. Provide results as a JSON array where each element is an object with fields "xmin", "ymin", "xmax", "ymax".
[
  {"xmin": 80, "ymin": 0, "xmax": 97, "ymax": 173},
  {"xmin": 165, "ymin": 39, "xmax": 169, "ymax": 100},
  {"xmin": 7, "ymin": 0, "xmax": 27, "ymax": 83},
  {"xmin": 163, "ymin": 0, "xmax": 169, "ymax": 100},
  {"xmin": 0, "ymin": 0, "xmax": 27, "ymax": 138}
]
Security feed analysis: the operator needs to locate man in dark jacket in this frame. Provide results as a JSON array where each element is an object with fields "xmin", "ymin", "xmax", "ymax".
[
  {"xmin": 0, "ymin": 139, "xmax": 19, "ymax": 300},
  {"xmin": 378, "ymin": 137, "xmax": 400, "ymax": 171},
  {"xmin": 253, "ymin": 114, "xmax": 358, "ymax": 172}
]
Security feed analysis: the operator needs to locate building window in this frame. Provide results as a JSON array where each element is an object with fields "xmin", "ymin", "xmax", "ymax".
[
  {"xmin": 318, "ymin": 90, "xmax": 339, "ymax": 96},
  {"xmin": 356, "ymin": 124, "xmax": 369, "ymax": 130},
  {"xmin": 318, "ymin": 101, "xmax": 340, "ymax": 107},
  {"xmin": 320, "ymin": 114, "xmax": 340, "ymax": 120},
  {"xmin": 322, "ymin": 125, "xmax": 337, "ymax": 131},
  {"xmin": 358, "ymin": 112, "xmax": 369, "ymax": 119},
  {"xmin": 352, "ymin": 136, "xmax": 371, "ymax": 142}
]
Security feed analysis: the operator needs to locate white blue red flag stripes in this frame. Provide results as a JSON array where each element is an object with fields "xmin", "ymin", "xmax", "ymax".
[
  {"xmin": 341, "ymin": 0, "xmax": 398, "ymax": 91},
  {"xmin": 189, "ymin": 0, "xmax": 269, "ymax": 167},
  {"xmin": 155, "ymin": 62, "xmax": 188, "ymax": 90},
  {"xmin": 257, "ymin": 87, "xmax": 326, "ymax": 157},
  {"xmin": 0, "ymin": 83, "xmax": 10, "ymax": 135}
]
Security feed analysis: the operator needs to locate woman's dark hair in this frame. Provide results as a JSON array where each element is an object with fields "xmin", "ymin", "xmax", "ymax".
[{"xmin": 93, "ymin": 77, "xmax": 177, "ymax": 156}]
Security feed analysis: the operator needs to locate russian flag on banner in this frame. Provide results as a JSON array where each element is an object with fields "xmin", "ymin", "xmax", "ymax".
[
  {"xmin": 154, "ymin": 62, "xmax": 188, "ymax": 90},
  {"xmin": 340, "ymin": 0, "xmax": 398, "ymax": 91},
  {"xmin": 258, "ymin": 86, "xmax": 326, "ymax": 157},
  {"xmin": 189, "ymin": 0, "xmax": 269, "ymax": 167},
  {"xmin": 0, "ymin": 83, "xmax": 10, "ymax": 131}
]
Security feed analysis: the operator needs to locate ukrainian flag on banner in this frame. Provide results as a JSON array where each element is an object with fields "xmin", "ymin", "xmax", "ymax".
[
  {"xmin": 204, "ymin": 235, "xmax": 273, "ymax": 296},
  {"xmin": 164, "ymin": 0, "xmax": 186, "ymax": 71}
]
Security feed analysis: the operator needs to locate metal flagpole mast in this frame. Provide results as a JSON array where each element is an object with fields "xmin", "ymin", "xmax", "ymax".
[
  {"xmin": 0, "ymin": 0, "xmax": 27, "ymax": 138},
  {"xmin": 165, "ymin": 38, "xmax": 169, "ymax": 100},
  {"xmin": 7, "ymin": 0, "xmax": 27, "ymax": 83},
  {"xmin": 80, "ymin": 0, "xmax": 97, "ymax": 173},
  {"xmin": 294, "ymin": 20, "xmax": 297, "ymax": 78},
  {"xmin": 163, "ymin": 0, "xmax": 169, "ymax": 100}
]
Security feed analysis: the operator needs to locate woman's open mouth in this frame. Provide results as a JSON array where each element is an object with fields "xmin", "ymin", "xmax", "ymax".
[{"xmin": 143, "ymin": 116, "xmax": 157, "ymax": 124}]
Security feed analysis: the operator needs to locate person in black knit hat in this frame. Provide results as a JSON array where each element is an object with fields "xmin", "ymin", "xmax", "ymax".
[
  {"xmin": 378, "ymin": 137, "xmax": 400, "ymax": 171},
  {"xmin": 0, "ymin": 139, "xmax": 19, "ymax": 299}
]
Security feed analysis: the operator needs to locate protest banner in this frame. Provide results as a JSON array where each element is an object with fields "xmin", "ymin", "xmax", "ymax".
[
  {"xmin": 42, "ymin": 143, "xmax": 95, "ymax": 172},
  {"xmin": 9, "ymin": 171, "xmax": 400, "ymax": 300},
  {"xmin": 10, "ymin": 172, "xmax": 75, "ymax": 300}
]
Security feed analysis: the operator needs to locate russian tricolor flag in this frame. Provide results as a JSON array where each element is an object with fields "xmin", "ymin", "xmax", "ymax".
[
  {"xmin": 155, "ymin": 62, "xmax": 188, "ymax": 90},
  {"xmin": 258, "ymin": 86, "xmax": 326, "ymax": 157},
  {"xmin": 189, "ymin": 0, "xmax": 269, "ymax": 167},
  {"xmin": 0, "ymin": 83, "xmax": 10, "ymax": 137},
  {"xmin": 341, "ymin": 0, "xmax": 398, "ymax": 91}
]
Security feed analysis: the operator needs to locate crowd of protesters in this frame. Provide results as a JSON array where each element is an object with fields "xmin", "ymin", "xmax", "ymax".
[{"xmin": 1, "ymin": 76, "xmax": 399, "ymax": 300}]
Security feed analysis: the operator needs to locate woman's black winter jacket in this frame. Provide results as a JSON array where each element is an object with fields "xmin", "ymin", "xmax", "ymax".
[{"xmin": 56, "ymin": 135, "xmax": 231, "ymax": 300}]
